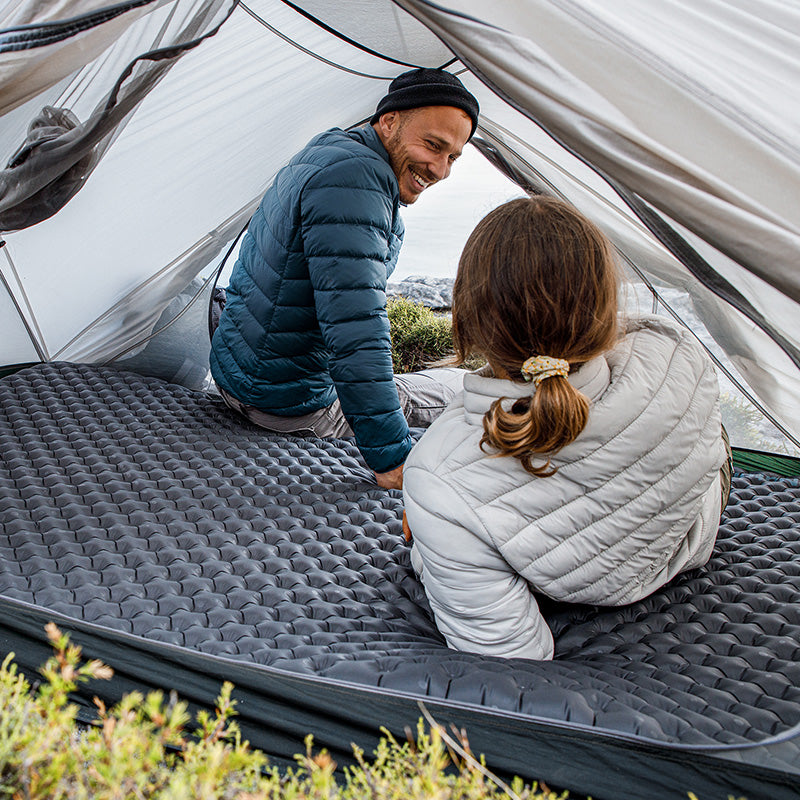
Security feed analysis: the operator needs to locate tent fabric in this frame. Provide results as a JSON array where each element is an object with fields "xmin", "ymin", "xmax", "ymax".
[
  {"xmin": 0, "ymin": 362, "xmax": 799, "ymax": 799},
  {"xmin": 0, "ymin": 0, "xmax": 408, "ymax": 369},
  {"xmin": 0, "ymin": 0, "xmax": 235, "ymax": 232},
  {"xmin": 0, "ymin": 0, "xmax": 162, "ymax": 115},
  {"xmin": 732, "ymin": 449, "xmax": 800, "ymax": 480},
  {"xmin": 0, "ymin": 0, "xmax": 797, "ymax": 446},
  {"xmin": 396, "ymin": 0, "xmax": 800, "ymax": 299},
  {"xmin": 0, "ymin": 103, "xmax": 100, "ymax": 231}
]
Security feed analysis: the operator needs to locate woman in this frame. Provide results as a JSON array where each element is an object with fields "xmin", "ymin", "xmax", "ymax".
[{"xmin": 402, "ymin": 196, "xmax": 729, "ymax": 660}]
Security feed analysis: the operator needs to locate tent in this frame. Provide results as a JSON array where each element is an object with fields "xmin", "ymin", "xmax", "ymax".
[{"xmin": 0, "ymin": 2, "xmax": 799, "ymax": 798}]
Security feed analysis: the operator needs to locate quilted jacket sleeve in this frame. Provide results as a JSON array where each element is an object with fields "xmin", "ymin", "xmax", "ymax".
[
  {"xmin": 404, "ymin": 467, "xmax": 555, "ymax": 660},
  {"xmin": 300, "ymin": 156, "xmax": 414, "ymax": 474}
]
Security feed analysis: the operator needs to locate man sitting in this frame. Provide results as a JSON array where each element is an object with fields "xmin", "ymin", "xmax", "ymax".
[{"xmin": 210, "ymin": 68, "xmax": 479, "ymax": 489}]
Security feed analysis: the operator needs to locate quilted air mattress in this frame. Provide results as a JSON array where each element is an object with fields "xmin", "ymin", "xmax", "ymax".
[{"xmin": 0, "ymin": 362, "xmax": 798, "ymax": 800}]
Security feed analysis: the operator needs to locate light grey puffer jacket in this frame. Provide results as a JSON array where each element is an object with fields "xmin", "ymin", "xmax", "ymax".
[{"xmin": 403, "ymin": 316, "xmax": 726, "ymax": 661}]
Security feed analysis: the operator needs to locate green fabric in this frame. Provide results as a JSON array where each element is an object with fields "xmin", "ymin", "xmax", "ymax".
[{"xmin": 732, "ymin": 447, "xmax": 800, "ymax": 478}]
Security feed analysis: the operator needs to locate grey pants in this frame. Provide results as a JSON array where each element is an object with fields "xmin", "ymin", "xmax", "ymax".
[{"xmin": 218, "ymin": 368, "xmax": 465, "ymax": 439}]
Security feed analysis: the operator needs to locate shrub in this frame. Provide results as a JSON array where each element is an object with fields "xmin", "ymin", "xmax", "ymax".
[
  {"xmin": 0, "ymin": 625, "xmax": 747, "ymax": 799},
  {"xmin": 0, "ymin": 624, "xmax": 570, "ymax": 799},
  {"xmin": 387, "ymin": 296, "xmax": 455, "ymax": 374}
]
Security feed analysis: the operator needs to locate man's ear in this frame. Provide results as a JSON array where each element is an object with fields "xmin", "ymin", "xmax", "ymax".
[{"xmin": 376, "ymin": 111, "xmax": 400, "ymax": 138}]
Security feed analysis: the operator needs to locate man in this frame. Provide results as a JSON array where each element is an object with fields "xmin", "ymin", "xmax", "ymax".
[{"xmin": 210, "ymin": 68, "xmax": 479, "ymax": 489}]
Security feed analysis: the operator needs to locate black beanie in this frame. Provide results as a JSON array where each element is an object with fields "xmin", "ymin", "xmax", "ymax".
[{"xmin": 370, "ymin": 68, "xmax": 480, "ymax": 138}]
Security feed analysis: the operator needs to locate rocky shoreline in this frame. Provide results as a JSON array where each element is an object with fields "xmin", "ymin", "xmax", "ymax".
[{"xmin": 386, "ymin": 275, "xmax": 454, "ymax": 310}]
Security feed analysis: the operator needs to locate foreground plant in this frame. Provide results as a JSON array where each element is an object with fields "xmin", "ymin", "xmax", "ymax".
[
  {"xmin": 0, "ymin": 625, "xmax": 741, "ymax": 799},
  {"xmin": 0, "ymin": 624, "xmax": 566, "ymax": 799}
]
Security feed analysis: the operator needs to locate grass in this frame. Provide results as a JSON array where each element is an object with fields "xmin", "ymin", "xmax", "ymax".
[{"xmin": 0, "ymin": 624, "xmax": 571, "ymax": 799}]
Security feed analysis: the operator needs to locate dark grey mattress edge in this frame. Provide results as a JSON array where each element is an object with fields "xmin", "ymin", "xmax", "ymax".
[{"xmin": 1, "ymin": 362, "xmax": 799, "ymax": 799}]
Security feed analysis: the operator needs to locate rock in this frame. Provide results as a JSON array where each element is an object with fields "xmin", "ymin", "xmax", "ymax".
[{"xmin": 386, "ymin": 275, "xmax": 454, "ymax": 309}]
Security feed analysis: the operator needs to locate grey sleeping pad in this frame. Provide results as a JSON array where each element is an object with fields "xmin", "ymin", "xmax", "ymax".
[{"xmin": 0, "ymin": 363, "xmax": 798, "ymax": 800}]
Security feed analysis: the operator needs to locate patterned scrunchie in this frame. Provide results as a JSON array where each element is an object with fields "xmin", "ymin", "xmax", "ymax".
[{"xmin": 520, "ymin": 355, "xmax": 570, "ymax": 387}]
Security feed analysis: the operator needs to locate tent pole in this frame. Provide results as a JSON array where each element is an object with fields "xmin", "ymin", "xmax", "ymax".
[{"xmin": 0, "ymin": 241, "xmax": 48, "ymax": 362}]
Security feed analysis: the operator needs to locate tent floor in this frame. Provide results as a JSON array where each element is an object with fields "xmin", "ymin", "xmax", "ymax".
[{"xmin": 1, "ymin": 362, "xmax": 798, "ymax": 800}]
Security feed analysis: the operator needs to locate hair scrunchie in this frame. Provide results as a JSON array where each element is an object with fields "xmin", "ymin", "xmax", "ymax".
[{"xmin": 520, "ymin": 355, "xmax": 570, "ymax": 387}]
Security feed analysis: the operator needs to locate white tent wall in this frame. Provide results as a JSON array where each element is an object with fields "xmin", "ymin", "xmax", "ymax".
[
  {"xmin": 0, "ymin": 0, "xmax": 235, "ymax": 363},
  {"xmin": 0, "ymin": 0, "xmax": 798, "ymax": 445},
  {"xmin": 0, "ymin": 242, "xmax": 42, "ymax": 362},
  {"xmin": 397, "ymin": 0, "xmax": 800, "ymax": 298},
  {"xmin": 0, "ymin": 0, "xmax": 452, "ymax": 367},
  {"xmin": 394, "ymin": 0, "xmax": 800, "ymax": 444},
  {"xmin": 0, "ymin": 0, "xmax": 170, "ymax": 115}
]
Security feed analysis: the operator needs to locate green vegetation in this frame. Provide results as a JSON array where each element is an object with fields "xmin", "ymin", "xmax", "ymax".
[
  {"xmin": 0, "ymin": 624, "xmax": 570, "ymax": 799},
  {"xmin": 387, "ymin": 296, "xmax": 455, "ymax": 374},
  {"xmin": 0, "ymin": 623, "xmax": 751, "ymax": 799},
  {"xmin": 387, "ymin": 296, "xmax": 486, "ymax": 374}
]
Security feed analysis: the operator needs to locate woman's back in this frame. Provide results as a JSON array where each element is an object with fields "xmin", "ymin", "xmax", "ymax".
[
  {"xmin": 404, "ymin": 315, "xmax": 725, "ymax": 659},
  {"xmin": 402, "ymin": 197, "xmax": 727, "ymax": 660}
]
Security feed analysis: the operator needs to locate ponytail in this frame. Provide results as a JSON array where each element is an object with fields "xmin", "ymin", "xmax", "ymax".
[
  {"xmin": 454, "ymin": 195, "xmax": 620, "ymax": 477},
  {"xmin": 481, "ymin": 375, "xmax": 590, "ymax": 476}
]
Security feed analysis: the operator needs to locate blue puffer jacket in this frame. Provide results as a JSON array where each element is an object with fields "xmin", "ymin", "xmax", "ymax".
[{"xmin": 210, "ymin": 126, "xmax": 414, "ymax": 474}]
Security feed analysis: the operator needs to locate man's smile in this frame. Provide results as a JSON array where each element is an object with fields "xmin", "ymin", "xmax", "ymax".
[
  {"xmin": 378, "ymin": 105, "xmax": 471, "ymax": 204},
  {"xmin": 409, "ymin": 166, "xmax": 432, "ymax": 191}
]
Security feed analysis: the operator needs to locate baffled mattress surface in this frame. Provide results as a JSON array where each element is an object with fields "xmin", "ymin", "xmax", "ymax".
[{"xmin": 1, "ymin": 362, "xmax": 799, "ymax": 793}]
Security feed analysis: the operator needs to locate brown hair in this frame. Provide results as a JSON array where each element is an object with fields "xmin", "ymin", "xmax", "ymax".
[{"xmin": 452, "ymin": 196, "xmax": 619, "ymax": 476}]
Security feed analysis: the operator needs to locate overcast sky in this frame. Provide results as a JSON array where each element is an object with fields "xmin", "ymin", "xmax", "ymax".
[{"xmin": 393, "ymin": 144, "xmax": 525, "ymax": 281}]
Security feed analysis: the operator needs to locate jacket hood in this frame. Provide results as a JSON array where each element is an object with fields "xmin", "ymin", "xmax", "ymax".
[{"xmin": 463, "ymin": 355, "xmax": 611, "ymax": 426}]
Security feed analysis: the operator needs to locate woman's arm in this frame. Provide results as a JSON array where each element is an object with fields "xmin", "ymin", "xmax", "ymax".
[{"xmin": 404, "ymin": 467, "xmax": 554, "ymax": 660}]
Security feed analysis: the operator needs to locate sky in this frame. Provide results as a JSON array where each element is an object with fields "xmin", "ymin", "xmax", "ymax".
[{"xmin": 393, "ymin": 144, "xmax": 525, "ymax": 281}]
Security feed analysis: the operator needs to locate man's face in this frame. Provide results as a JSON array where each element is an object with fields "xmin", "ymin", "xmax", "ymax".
[{"xmin": 378, "ymin": 106, "xmax": 472, "ymax": 204}]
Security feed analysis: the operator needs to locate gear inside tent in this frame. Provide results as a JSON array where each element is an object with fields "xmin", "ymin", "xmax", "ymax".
[{"xmin": 1, "ymin": 2, "xmax": 799, "ymax": 799}]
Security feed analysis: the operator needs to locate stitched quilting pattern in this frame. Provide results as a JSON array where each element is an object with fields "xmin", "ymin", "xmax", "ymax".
[{"xmin": 1, "ymin": 362, "xmax": 799, "ymax": 747}]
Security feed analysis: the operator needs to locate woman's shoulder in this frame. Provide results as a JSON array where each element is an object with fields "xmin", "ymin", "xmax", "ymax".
[
  {"xmin": 604, "ymin": 314, "xmax": 715, "ymax": 387},
  {"xmin": 619, "ymin": 314, "xmax": 706, "ymax": 353},
  {"xmin": 406, "ymin": 402, "xmax": 479, "ymax": 473}
]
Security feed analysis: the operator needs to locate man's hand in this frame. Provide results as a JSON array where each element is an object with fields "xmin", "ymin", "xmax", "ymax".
[{"xmin": 374, "ymin": 463, "xmax": 403, "ymax": 490}]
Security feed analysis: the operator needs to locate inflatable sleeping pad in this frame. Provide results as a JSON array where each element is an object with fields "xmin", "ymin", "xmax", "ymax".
[{"xmin": 0, "ymin": 362, "xmax": 798, "ymax": 800}]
